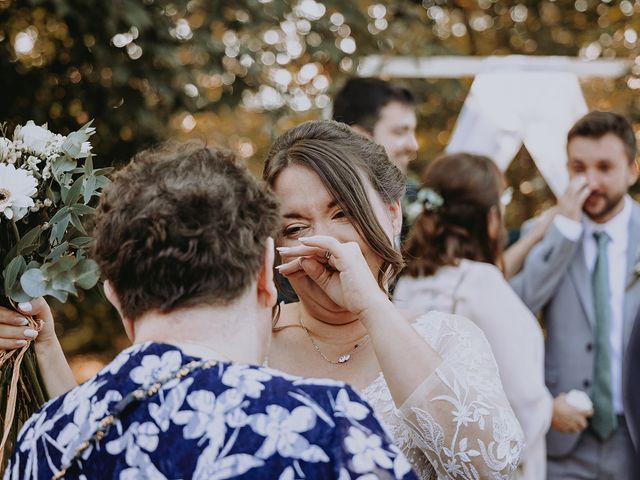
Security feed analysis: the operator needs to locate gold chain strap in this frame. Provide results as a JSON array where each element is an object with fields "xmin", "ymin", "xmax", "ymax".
[{"xmin": 51, "ymin": 357, "xmax": 218, "ymax": 480}]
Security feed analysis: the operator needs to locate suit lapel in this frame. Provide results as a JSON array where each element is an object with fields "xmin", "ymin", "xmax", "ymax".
[
  {"xmin": 623, "ymin": 201, "xmax": 640, "ymax": 346},
  {"xmin": 569, "ymin": 237, "xmax": 595, "ymax": 328}
]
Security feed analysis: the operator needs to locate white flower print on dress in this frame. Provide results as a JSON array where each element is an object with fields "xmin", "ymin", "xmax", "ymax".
[
  {"xmin": 148, "ymin": 378, "xmax": 193, "ymax": 432},
  {"xmin": 173, "ymin": 387, "xmax": 246, "ymax": 460},
  {"xmin": 129, "ymin": 350, "xmax": 182, "ymax": 386},
  {"xmin": 249, "ymin": 405, "xmax": 329, "ymax": 462},
  {"xmin": 192, "ymin": 446, "xmax": 265, "ymax": 480},
  {"xmin": 344, "ymin": 426, "xmax": 393, "ymax": 474},
  {"xmin": 221, "ymin": 364, "xmax": 272, "ymax": 398},
  {"xmin": 105, "ymin": 421, "xmax": 163, "ymax": 478},
  {"xmin": 333, "ymin": 388, "xmax": 370, "ymax": 422}
]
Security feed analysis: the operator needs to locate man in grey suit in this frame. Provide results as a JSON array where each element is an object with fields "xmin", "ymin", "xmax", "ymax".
[{"xmin": 511, "ymin": 111, "xmax": 640, "ymax": 478}]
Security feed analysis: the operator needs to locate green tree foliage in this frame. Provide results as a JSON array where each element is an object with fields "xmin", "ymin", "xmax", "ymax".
[{"xmin": 0, "ymin": 0, "xmax": 370, "ymax": 166}]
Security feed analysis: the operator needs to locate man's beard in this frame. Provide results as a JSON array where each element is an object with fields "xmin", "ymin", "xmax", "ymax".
[{"xmin": 583, "ymin": 190, "xmax": 626, "ymax": 222}]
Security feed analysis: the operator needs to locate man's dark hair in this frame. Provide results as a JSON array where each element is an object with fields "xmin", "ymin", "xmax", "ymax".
[
  {"xmin": 568, "ymin": 111, "xmax": 637, "ymax": 163},
  {"xmin": 93, "ymin": 141, "xmax": 280, "ymax": 320},
  {"xmin": 332, "ymin": 77, "xmax": 415, "ymax": 133}
]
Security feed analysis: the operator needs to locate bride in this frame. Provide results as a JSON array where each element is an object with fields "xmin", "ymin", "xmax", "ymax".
[
  {"xmin": 263, "ymin": 120, "xmax": 522, "ymax": 479},
  {"xmin": 0, "ymin": 121, "xmax": 523, "ymax": 479}
]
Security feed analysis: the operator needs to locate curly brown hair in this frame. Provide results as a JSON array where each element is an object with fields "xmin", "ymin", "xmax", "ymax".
[
  {"xmin": 403, "ymin": 153, "xmax": 504, "ymax": 277},
  {"xmin": 263, "ymin": 120, "xmax": 405, "ymax": 288},
  {"xmin": 93, "ymin": 141, "xmax": 280, "ymax": 320}
]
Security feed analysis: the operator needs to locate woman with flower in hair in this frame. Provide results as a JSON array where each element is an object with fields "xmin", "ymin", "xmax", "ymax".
[{"xmin": 394, "ymin": 152, "xmax": 554, "ymax": 480}]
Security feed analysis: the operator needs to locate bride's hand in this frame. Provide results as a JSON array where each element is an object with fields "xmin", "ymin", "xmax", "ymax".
[
  {"xmin": 276, "ymin": 235, "xmax": 389, "ymax": 316},
  {"xmin": 0, "ymin": 298, "xmax": 56, "ymax": 349}
]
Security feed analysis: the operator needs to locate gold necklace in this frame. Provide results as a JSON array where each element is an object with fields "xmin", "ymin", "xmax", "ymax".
[{"xmin": 299, "ymin": 316, "xmax": 370, "ymax": 365}]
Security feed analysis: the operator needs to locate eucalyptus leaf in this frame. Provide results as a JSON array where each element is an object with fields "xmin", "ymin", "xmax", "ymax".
[
  {"xmin": 8, "ymin": 282, "xmax": 32, "ymax": 303},
  {"xmin": 94, "ymin": 177, "xmax": 110, "ymax": 190},
  {"xmin": 16, "ymin": 226, "xmax": 42, "ymax": 256},
  {"xmin": 49, "ymin": 214, "xmax": 71, "ymax": 244},
  {"xmin": 52, "ymin": 156, "xmax": 76, "ymax": 181},
  {"xmin": 3, "ymin": 244, "xmax": 17, "ymax": 268},
  {"xmin": 70, "ymin": 204, "xmax": 96, "ymax": 216},
  {"xmin": 20, "ymin": 269, "xmax": 49, "ymax": 298},
  {"xmin": 84, "ymin": 154, "xmax": 94, "ymax": 174},
  {"xmin": 44, "ymin": 286, "xmax": 68, "ymax": 303},
  {"xmin": 42, "ymin": 256, "xmax": 77, "ymax": 276},
  {"xmin": 63, "ymin": 176, "xmax": 84, "ymax": 206},
  {"xmin": 46, "ymin": 241, "xmax": 69, "ymax": 261},
  {"xmin": 48, "ymin": 206, "xmax": 72, "ymax": 225},
  {"xmin": 92, "ymin": 168, "xmax": 114, "ymax": 176},
  {"xmin": 51, "ymin": 271, "xmax": 78, "ymax": 295},
  {"xmin": 3, "ymin": 256, "xmax": 26, "ymax": 296},
  {"xmin": 69, "ymin": 236, "xmax": 93, "ymax": 249},
  {"xmin": 62, "ymin": 131, "xmax": 88, "ymax": 157},
  {"xmin": 69, "ymin": 212, "xmax": 87, "ymax": 234},
  {"xmin": 83, "ymin": 176, "xmax": 96, "ymax": 204},
  {"xmin": 72, "ymin": 259, "xmax": 100, "ymax": 290}
]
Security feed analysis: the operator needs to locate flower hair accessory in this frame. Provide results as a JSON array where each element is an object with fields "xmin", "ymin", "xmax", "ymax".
[
  {"xmin": 405, "ymin": 187, "xmax": 444, "ymax": 222},
  {"xmin": 418, "ymin": 187, "xmax": 444, "ymax": 211}
]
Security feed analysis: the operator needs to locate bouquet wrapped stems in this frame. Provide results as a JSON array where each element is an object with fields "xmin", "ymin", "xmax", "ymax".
[{"xmin": 0, "ymin": 300, "xmax": 47, "ymax": 471}]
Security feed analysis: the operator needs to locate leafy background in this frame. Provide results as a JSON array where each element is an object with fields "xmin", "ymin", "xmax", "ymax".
[{"xmin": 2, "ymin": 0, "xmax": 640, "ymax": 378}]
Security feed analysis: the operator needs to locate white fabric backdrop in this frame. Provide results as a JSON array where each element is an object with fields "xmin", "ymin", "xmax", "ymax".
[{"xmin": 446, "ymin": 72, "xmax": 588, "ymax": 196}]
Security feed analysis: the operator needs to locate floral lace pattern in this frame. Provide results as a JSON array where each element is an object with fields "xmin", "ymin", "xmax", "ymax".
[
  {"xmin": 360, "ymin": 312, "xmax": 524, "ymax": 479},
  {"xmin": 6, "ymin": 343, "xmax": 416, "ymax": 480}
]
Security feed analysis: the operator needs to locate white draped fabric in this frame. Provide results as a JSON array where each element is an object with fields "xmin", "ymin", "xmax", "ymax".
[{"xmin": 446, "ymin": 71, "xmax": 588, "ymax": 196}]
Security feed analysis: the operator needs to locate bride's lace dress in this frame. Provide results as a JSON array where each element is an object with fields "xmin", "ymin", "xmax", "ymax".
[{"xmin": 360, "ymin": 311, "xmax": 524, "ymax": 479}]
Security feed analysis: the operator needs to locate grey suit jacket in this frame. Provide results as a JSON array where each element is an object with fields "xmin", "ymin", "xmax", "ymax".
[{"xmin": 510, "ymin": 199, "xmax": 640, "ymax": 457}]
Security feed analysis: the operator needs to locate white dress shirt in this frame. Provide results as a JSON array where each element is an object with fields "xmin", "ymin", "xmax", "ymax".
[{"xmin": 553, "ymin": 196, "xmax": 632, "ymax": 414}]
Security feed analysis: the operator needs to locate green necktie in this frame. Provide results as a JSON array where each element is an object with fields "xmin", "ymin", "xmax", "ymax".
[{"xmin": 590, "ymin": 231, "xmax": 617, "ymax": 440}]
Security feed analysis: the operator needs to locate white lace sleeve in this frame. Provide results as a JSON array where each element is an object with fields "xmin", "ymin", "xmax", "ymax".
[{"xmin": 399, "ymin": 312, "xmax": 524, "ymax": 479}]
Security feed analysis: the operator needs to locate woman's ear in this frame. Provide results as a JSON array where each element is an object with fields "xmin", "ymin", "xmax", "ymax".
[
  {"xmin": 257, "ymin": 237, "xmax": 278, "ymax": 309},
  {"xmin": 389, "ymin": 199, "xmax": 403, "ymax": 238},
  {"xmin": 487, "ymin": 206, "xmax": 502, "ymax": 242},
  {"xmin": 104, "ymin": 280, "xmax": 135, "ymax": 342}
]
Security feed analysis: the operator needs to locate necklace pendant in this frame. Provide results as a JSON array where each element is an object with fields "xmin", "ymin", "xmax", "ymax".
[{"xmin": 338, "ymin": 354, "xmax": 351, "ymax": 363}]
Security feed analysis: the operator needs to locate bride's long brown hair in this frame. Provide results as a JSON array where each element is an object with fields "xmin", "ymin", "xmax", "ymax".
[
  {"xmin": 403, "ymin": 153, "xmax": 505, "ymax": 278},
  {"xmin": 263, "ymin": 120, "xmax": 406, "ymax": 328}
]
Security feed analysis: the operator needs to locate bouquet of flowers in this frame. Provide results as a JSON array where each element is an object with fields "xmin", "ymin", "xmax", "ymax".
[{"xmin": 0, "ymin": 120, "xmax": 109, "ymax": 469}]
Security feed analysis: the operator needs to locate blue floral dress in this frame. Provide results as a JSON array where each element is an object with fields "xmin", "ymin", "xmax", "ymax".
[{"xmin": 5, "ymin": 343, "xmax": 416, "ymax": 480}]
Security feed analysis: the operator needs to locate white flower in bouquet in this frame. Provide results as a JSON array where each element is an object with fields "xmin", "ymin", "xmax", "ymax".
[
  {"xmin": 0, "ymin": 138, "xmax": 15, "ymax": 164},
  {"xmin": 16, "ymin": 121, "xmax": 56, "ymax": 157},
  {"xmin": 0, "ymin": 164, "xmax": 38, "ymax": 221}
]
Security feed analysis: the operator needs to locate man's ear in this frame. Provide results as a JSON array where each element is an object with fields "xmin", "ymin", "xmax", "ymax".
[
  {"xmin": 351, "ymin": 124, "xmax": 373, "ymax": 139},
  {"xmin": 104, "ymin": 280, "xmax": 135, "ymax": 342},
  {"xmin": 628, "ymin": 159, "xmax": 639, "ymax": 187},
  {"xmin": 257, "ymin": 237, "xmax": 278, "ymax": 309}
]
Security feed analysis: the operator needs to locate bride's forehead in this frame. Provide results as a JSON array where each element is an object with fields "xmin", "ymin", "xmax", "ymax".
[
  {"xmin": 273, "ymin": 162, "xmax": 380, "ymax": 210},
  {"xmin": 278, "ymin": 176, "xmax": 334, "ymax": 209}
]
